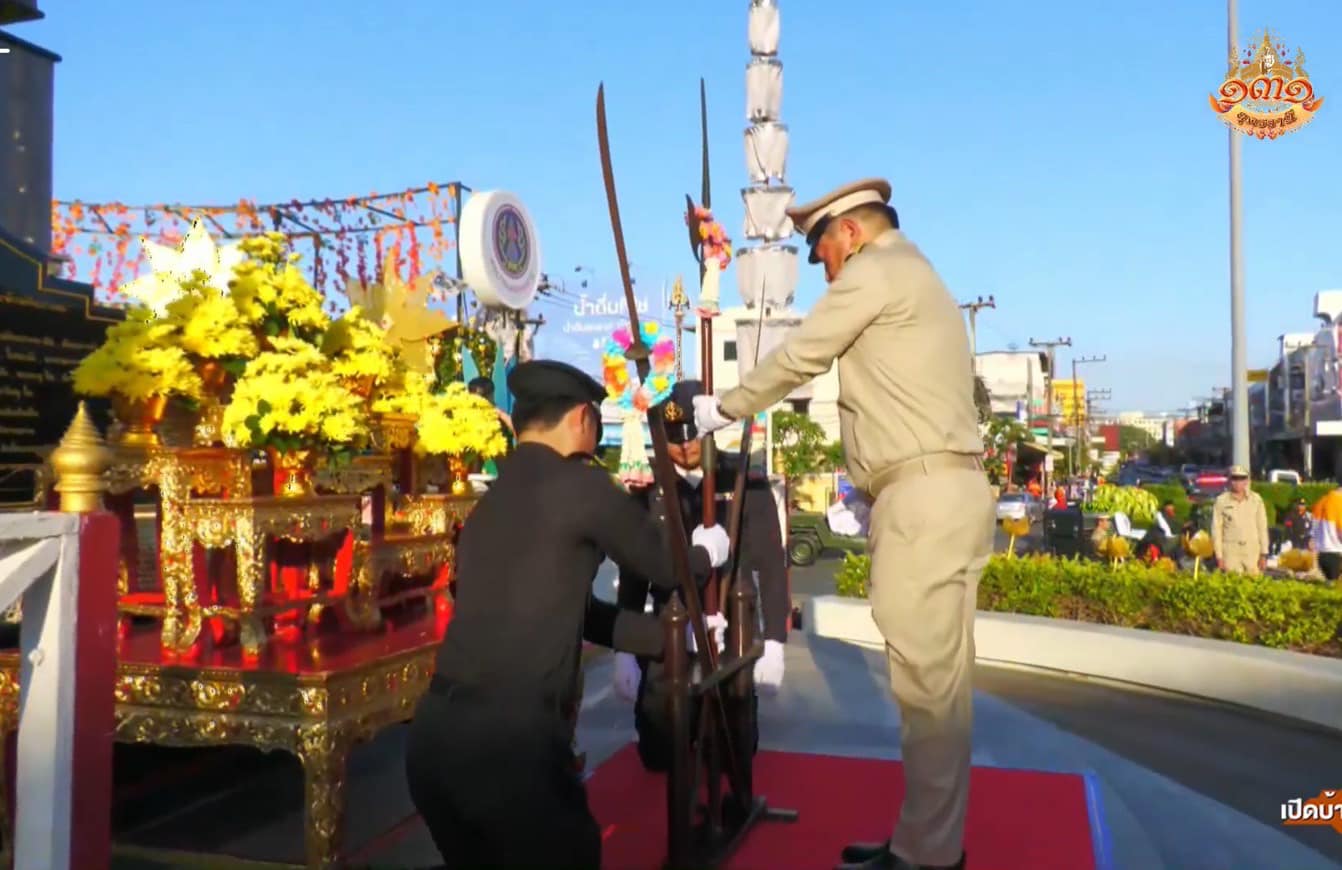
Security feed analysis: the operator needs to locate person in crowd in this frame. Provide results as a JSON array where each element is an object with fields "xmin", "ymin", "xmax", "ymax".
[
  {"xmin": 612, "ymin": 379, "xmax": 790, "ymax": 772},
  {"xmin": 1090, "ymin": 514, "xmax": 1113, "ymax": 559},
  {"xmin": 1211, "ymin": 466, "xmax": 1269, "ymax": 574},
  {"xmin": 404, "ymin": 360, "xmax": 730, "ymax": 869},
  {"xmin": 1311, "ymin": 487, "xmax": 1342, "ymax": 581},
  {"xmin": 1282, "ymin": 497, "xmax": 1314, "ymax": 552},
  {"xmin": 1138, "ymin": 501, "xmax": 1177, "ymax": 560},
  {"xmin": 692, "ymin": 178, "xmax": 990, "ymax": 870}
]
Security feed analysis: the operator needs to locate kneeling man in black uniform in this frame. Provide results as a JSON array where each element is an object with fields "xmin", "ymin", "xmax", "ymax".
[
  {"xmin": 405, "ymin": 360, "xmax": 730, "ymax": 869},
  {"xmin": 612, "ymin": 379, "xmax": 791, "ymax": 771}
]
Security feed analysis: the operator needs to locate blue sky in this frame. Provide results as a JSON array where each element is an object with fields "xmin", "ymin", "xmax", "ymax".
[{"xmin": 14, "ymin": 0, "xmax": 1341, "ymax": 413}]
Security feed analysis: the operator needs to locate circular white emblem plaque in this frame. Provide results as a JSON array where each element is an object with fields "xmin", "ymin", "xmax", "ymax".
[{"xmin": 458, "ymin": 190, "xmax": 542, "ymax": 310}]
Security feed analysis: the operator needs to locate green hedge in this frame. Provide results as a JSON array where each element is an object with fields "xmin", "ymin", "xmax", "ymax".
[
  {"xmin": 833, "ymin": 552, "xmax": 1342, "ymax": 657},
  {"xmin": 1138, "ymin": 480, "xmax": 1337, "ymax": 526},
  {"xmin": 1140, "ymin": 483, "xmax": 1192, "ymax": 524},
  {"xmin": 1251, "ymin": 482, "xmax": 1336, "ymax": 526}
]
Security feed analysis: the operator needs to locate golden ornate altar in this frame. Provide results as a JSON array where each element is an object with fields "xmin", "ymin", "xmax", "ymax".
[{"xmin": 0, "ymin": 405, "xmax": 484, "ymax": 869}]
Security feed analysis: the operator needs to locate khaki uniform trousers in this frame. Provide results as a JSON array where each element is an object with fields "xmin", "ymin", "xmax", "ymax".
[
  {"xmin": 1220, "ymin": 547, "xmax": 1260, "ymax": 576},
  {"xmin": 867, "ymin": 466, "xmax": 995, "ymax": 866}
]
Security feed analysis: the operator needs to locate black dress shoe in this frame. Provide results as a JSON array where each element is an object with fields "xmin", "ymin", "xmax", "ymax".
[
  {"xmin": 835, "ymin": 846, "xmax": 966, "ymax": 870},
  {"xmin": 841, "ymin": 840, "xmax": 891, "ymax": 863}
]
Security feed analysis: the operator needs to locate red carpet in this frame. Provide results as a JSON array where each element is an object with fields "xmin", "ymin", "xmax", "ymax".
[{"xmin": 587, "ymin": 745, "xmax": 1096, "ymax": 870}]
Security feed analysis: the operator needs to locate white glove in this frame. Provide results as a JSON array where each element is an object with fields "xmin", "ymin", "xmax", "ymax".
[
  {"xmin": 692, "ymin": 523, "xmax": 730, "ymax": 568},
  {"xmin": 613, "ymin": 652, "xmax": 641, "ymax": 702},
  {"xmin": 687, "ymin": 612, "xmax": 727, "ymax": 654},
  {"xmin": 754, "ymin": 639, "xmax": 785, "ymax": 694},
  {"xmin": 692, "ymin": 394, "xmax": 734, "ymax": 435}
]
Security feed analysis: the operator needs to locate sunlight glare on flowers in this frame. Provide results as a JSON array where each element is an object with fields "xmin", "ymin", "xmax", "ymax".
[{"xmin": 120, "ymin": 220, "xmax": 246, "ymax": 316}]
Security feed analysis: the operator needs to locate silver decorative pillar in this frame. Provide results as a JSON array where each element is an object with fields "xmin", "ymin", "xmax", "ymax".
[{"xmin": 737, "ymin": 0, "xmax": 807, "ymax": 399}]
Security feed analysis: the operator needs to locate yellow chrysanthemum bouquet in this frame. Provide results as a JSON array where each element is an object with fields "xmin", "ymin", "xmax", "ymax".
[
  {"xmin": 160, "ymin": 271, "xmax": 260, "ymax": 369},
  {"xmin": 72, "ymin": 307, "xmax": 204, "ymax": 403},
  {"xmin": 156, "ymin": 272, "xmax": 262, "ymax": 444},
  {"xmin": 221, "ymin": 335, "xmax": 369, "ymax": 464},
  {"xmin": 371, "ymin": 367, "xmax": 434, "ymax": 416},
  {"xmin": 414, "ymin": 382, "xmax": 508, "ymax": 461},
  {"xmin": 321, "ymin": 305, "xmax": 398, "ymax": 398},
  {"xmin": 228, "ymin": 233, "xmax": 330, "ymax": 343}
]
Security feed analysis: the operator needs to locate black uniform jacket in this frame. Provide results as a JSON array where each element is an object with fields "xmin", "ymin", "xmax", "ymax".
[
  {"xmin": 434, "ymin": 442, "xmax": 709, "ymax": 710},
  {"xmin": 616, "ymin": 457, "xmax": 789, "ymax": 643}
]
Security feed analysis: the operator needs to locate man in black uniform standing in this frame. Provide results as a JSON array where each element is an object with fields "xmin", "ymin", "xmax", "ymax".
[
  {"xmin": 405, "ymin": 360, "xmax": 730, "ymax": 869},
  {"xmin": 612, "ymin": 380, "xmax": 791, "ymax": 771}
]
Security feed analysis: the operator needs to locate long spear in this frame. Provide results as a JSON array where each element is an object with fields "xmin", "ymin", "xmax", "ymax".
[{"xmin": 686, "ymin": 77, "xmax": 722, "ymax": 613}]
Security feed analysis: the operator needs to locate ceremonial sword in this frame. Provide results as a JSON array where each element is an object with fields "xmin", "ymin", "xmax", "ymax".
[{"xmin": 597, "ymin": 86, "xmax": 747, "ymax": 795}]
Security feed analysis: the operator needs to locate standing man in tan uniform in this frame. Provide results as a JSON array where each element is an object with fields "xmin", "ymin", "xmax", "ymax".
[
  {"xmin": 693, "ymin": 179, "xmax": 993, "ymax": 870},
  {"xmin": 1212, "ymin": 465, "xmax": 1269, "ymax": 574}
]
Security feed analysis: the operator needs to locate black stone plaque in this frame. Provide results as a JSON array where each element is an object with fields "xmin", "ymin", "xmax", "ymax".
[{"xmin": 0, "ymin": 227, "xmax": 121, "ymax": 505}]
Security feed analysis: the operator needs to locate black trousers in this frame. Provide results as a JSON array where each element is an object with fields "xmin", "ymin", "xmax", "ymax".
[
  {"xmin": 1320, "ymin": 551, "xmax": 1342, "ymax": 581},
  {"xmin": 405, "ymin": 689, "xmax": 600, "ymax": 869},
  {"xmin": 633, "ymin": 657, "xmax": 760, "ymax": 773}
]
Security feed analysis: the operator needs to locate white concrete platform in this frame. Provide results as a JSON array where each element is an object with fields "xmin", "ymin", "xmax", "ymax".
[{"xmin": 804, "ymin": 594, "xmax": 1342, "ymax": 732}]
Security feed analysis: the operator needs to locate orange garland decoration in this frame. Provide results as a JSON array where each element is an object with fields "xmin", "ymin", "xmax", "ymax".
[{"xmin": 50, "ymin": 182, "xmax": 465, "ymax": 307}]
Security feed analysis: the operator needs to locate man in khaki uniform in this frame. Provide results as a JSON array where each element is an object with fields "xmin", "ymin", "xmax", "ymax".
[
  {"xmin": 1212, "ymin": 465, "xmax": 1269, "ymax": 574},
  {"xmin": 693, "ymin": 179, "xmax": 993, "ymax": 870}
]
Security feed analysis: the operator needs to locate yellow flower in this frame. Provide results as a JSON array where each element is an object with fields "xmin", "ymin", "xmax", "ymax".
[
  {"xmin": 412, "ymin": 382, "xmax": 507, "ymax": 459},
  {"xmin": 72, "ymin": 307, "xmax": 204, "ymax": 401},
  {"xmin": 220, "ymin": 337, "xmax": 369, "ymax": 451},
  {"xmin": 160, "ymin": 276, "xmax": 258, "ymax": 360},
  {"xmin": 323, "ymin": 306, "xmax": 397, "ymax": 384}
]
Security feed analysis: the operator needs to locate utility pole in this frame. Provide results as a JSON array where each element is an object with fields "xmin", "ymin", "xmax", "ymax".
[
  {"xmin": 1029, "ymin": 336, "xmax": 1071, "ymax": 492},
  {"xmin": 1087, "ymin": 388, "xmax": 1112, "ymax": 456},
  {"xmin": 960, "ymin": 295, "xmax": 996, "ymax": 370},
  {"xmin": 1071, "ymin": 355, "xmax": 1106, "ymax": 474},
  {"xmin": 1227, "ymin": 0, "xmax": 1250, "ymax": 470}
]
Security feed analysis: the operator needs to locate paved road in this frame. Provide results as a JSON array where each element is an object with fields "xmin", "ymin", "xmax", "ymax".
[{"xmin": 105, "ymin": 547, "xmax": 1342, "ymax": 868}]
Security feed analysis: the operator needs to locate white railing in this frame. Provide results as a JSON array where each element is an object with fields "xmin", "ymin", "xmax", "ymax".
[{"xmin": 0, "ymin": 513, "xmax": 83, "ymax": 870}]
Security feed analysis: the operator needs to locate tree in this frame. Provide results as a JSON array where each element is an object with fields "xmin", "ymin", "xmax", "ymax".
[
  {"xmin": 983, "ymin": 416, "xmax": 1032, "ymax": 486},
  {"xmin": 822, "ymin": 440, "xmax": 846, "ymax": 470},
  {"xmin": 772, "ymin": 410, "xmax": 833, "ymax": 477},
  {"xmin": 973, "ymin": 375, "xmax": 992, "ymax": 425},
  {"xmin": 1118, "ymin": 425, "xmax": 1155, "ymax": 458}
]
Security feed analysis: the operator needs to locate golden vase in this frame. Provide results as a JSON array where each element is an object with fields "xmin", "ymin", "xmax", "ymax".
[
  {"xmin": 268, "ymin": 448, "xmax": 317, "ymax": 498},
  {"xmin": 448, "ymin": 456, "xmax": 470, "ymax": 496},
  {"xmin": 111, "ymin": 394, "xmax": 169, "ymax": 449}
]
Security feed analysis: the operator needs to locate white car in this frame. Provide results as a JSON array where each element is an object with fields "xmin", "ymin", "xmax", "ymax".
[{"xmin": 996, "ymin": 492, "xmax": 1043, "ymax": 524}]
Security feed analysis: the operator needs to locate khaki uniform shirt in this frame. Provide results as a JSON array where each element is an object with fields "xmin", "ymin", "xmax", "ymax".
[
  {"xmin": 718, "ymin": 229, "xmax": 982, "ymax": 491},
  {"xmin": 1211, "ymin": 490, "xmax": 1269, "ymax": 561}
]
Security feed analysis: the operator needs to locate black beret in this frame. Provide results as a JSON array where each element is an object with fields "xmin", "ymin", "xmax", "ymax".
[
  {"xmin": 507, "ymin": 360, "xmax": 605, "ymax": 406},
  {"xmin": 662, "ymin": 379, "xmax": 704, "ymax": 444}
]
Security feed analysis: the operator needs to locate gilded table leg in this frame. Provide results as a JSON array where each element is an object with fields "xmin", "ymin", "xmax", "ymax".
[
  {"xmin": 297, "ymin": 724, "xmax": 349, "ymax": 870},
  {"xmin": 236, "ymin": 517, "xmax": 267, "ymax": 656},
  {"xmin": 344, "ymin": 551, "xmax": 381, "ymax": 631},
  {"xmin": 158, "ymin": 463, "xmax": 194, "ymax": 651}
]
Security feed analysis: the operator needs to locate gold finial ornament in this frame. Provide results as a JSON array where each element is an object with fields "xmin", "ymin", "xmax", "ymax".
[
  {"xmin": 670, "ymin": 275, "xmax": 689, "ymax": 380},
  {"xmin": 50, "ymin": 402, "xmax": 114, "ymax": 513}
]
